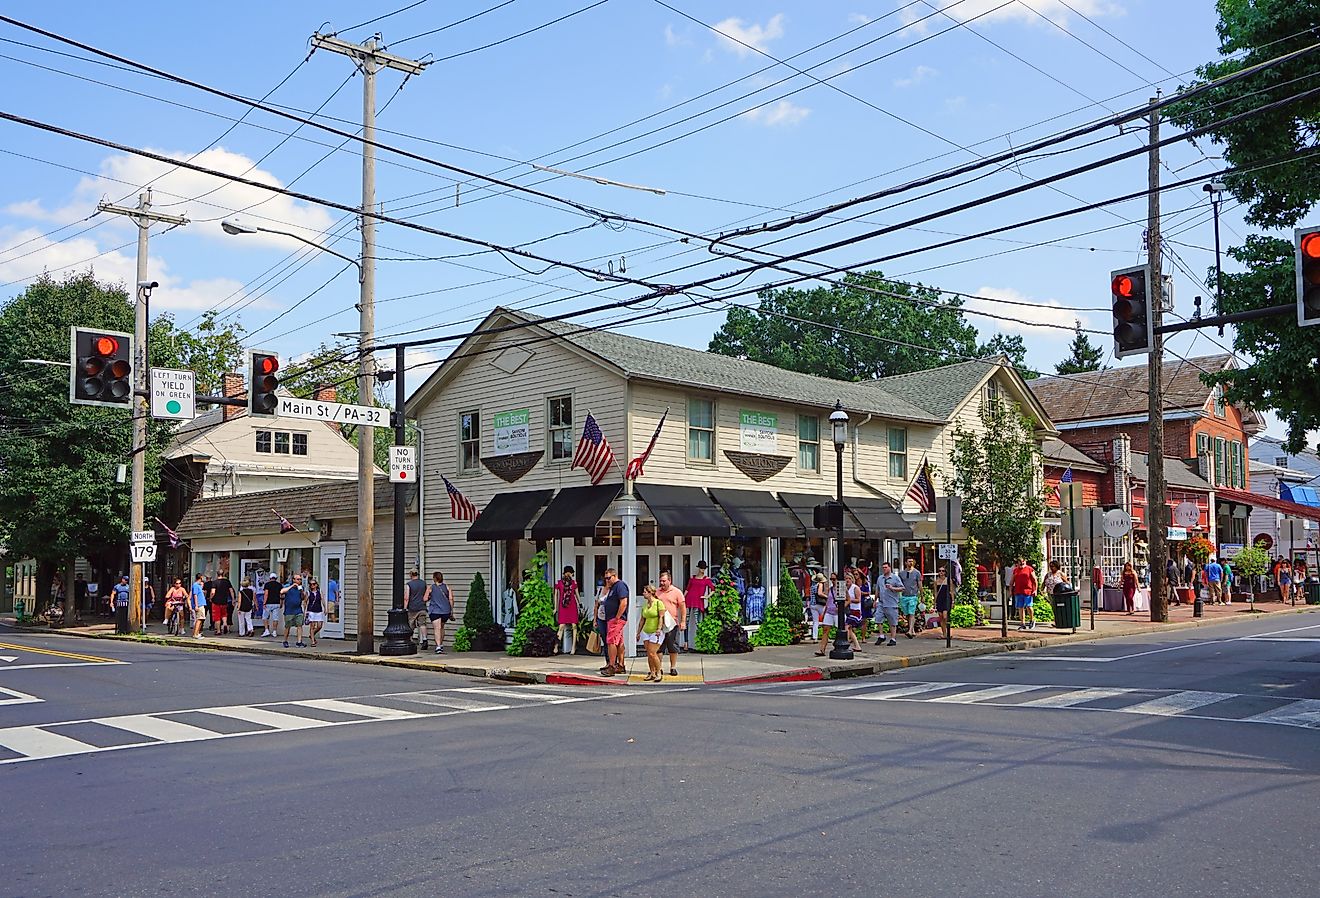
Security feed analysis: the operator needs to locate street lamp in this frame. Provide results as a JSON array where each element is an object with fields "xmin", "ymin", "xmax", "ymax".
[
  {"xmin": 1203, "ymin": 182, "xmax": 1226, "ymax": 327},
  {"xmin": 221, "ymin": 220, "xmax": 362, "ymax": 276},
  {"xmin": 829, "ymin": 401, "xmax": 853, "ymax": 661}
]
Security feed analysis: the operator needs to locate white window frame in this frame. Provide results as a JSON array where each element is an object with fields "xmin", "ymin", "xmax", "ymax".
[
  {"xmin": 888, "ymin": 426, "xmax": 908, "ymax": 481},
  {"xmin": 797, "ymin": 414, "xmax": 819, "ymax": 473},
  {"xmin": 255, "ymin": 430, "xmax": 272, "ymax": 453},
  {"xmin": 687, "ymin": 397, "xmax": 715, "ymax": 464},
  {"xmin": 273, "ymin": 431, "xmax": 291, "ymax": 455},
  {"xmin": 292, "ymin": 432, "xmax": 308, "ymax": 456},
  {"xmin": 547, "ymin": 394, "xmax": 574, "ymax": 463},
  {"xmin": 460, "ymin": 410, "xmax": 481, "ymax": 472}
]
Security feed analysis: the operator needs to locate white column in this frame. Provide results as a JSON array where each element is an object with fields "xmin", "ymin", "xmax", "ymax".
[
  {"xmin": 615, "ymin": 497, "xmax": 644, "ymax": 658},
  {"xmin": 766, "ymin": 537, "xmax": 779, "ymax": 603}
]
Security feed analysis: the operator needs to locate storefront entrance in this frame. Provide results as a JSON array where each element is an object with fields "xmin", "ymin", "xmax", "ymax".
[{"xmin": 320, "ymin": 542, "xmax": 345, "ymax": 639}]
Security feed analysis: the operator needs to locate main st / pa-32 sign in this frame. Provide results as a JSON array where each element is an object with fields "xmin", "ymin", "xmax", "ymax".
[{"xmin": 277, "ymin": 396, "xmax": 389, "ymax": 426}]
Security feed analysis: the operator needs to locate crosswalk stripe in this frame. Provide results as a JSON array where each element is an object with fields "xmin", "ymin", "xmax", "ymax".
[
  {"xmin": 291, "ymin": 699, "xmax": 423, "ymax": 721},
  {"xmin": 450, "ymin": 687, "xmax": 586, "ymax": 704},
  {"xmin": 792, "ymin": 682, "xmax": 889, "ymax": 695},
  {"xmin": 103, "ymin": 714, "xmax": 223, "ymax": 743},
  {"xmin": 203, "ymin": 705, "xmax": 342, "ymax": 730},
  {"xmin": 929, "ymin": 684, "xmax": 1046, "ymax": 703},
  {"xmin": 1244, "ymin": 699, "xmax": 1320, "ymax": 729},
  {"xmin": 0, "ymin": 726, "xmax": 100, "ymax": 759},
  {"xmin": 1018, "ymin": 688, "xmax": 1134, "ymax": 708},
  {"xmin": 850, "ymin": 683, "xmax": 962, "ymax": 700},
  {"xmin": 1111, "ymin": 691, "xmax": 1233, "ymax": 717},
  {"xmin": 378, "ymin": 693, "xmax": 511, "ymax": 712}
]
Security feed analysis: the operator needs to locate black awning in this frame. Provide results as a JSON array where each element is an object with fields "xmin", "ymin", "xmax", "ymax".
[
  {"xmin": 634, "ymin": 484, "xmax": 731, "ymax": 538},
  {"xmin": 529, "ymin": 484, "xmax": 621, "ymax": 540},
  {"xmin": 708, "ymin": 487, "xmax": 800, "ymax": 538},
  {"xmin": 845, "ymin": 497, "xmax": 914, "ymax": 539},
  {"xmin": 466, "ymin": 489, "xmax": 553, "ymax": 542},
  {"xmin": 779, "ymin": 492, "xmax": 864, "ymax": 538}
]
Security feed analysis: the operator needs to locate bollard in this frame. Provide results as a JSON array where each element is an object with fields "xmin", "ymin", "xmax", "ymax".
[{"xmin": 1193, "ymin": 595, "xmax": 1204, "ymax": 618}]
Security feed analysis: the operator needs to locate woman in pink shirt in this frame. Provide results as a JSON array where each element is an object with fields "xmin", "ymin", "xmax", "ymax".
[{"xmin": 683, "ymin": 561, "xmax": 713, "ymax": 651}]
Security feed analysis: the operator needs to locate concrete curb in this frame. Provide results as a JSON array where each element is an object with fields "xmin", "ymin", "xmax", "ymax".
[{"xmin": 704, "ymin": 667, "xmax": 825, "ymax": 687}]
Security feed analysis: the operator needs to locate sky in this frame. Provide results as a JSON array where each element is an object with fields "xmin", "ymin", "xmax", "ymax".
[{"xmin": 0, "ymin": 1, "xmax": 1302, "ymax": 439}]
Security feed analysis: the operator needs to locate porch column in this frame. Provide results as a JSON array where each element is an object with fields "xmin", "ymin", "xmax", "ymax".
[
  {"xmin": 766, "ymin": 537, "xmax": 779, "ymax": 604},
  {"xmin": 614, "ymin": 494, "xmax": 645, "ymax": 659}
]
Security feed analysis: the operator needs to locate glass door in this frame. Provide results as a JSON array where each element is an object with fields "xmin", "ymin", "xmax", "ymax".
[{"xmin": 320, "ymin": 542, "xmax": 346, "ymax": 639}]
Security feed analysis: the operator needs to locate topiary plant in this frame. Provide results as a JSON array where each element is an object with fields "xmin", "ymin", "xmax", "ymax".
[
  {"xmin": 464, "ymin": 572, "xmax": 494, "ymax": 629},
  {"xmin": 719, "ymin": 623, "xmax": 752, "ymax": 653},
  {"xmin": 508, "ymin": 550, "xmax": 556, "ymax": 656},
  {"xmin": 451, "ymin": 627, "xmax": 473, "ymax": 652},
  {"xmin": 695, "ymin": 548, "xmax": 743, "ymax": 654}
]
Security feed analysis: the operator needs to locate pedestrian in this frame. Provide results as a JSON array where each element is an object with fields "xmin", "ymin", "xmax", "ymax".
[
  {"xmin": 683, "ymin": 561, "xmax": 713, "ymax": 651},
  {"xmin": 190, "ymin": 573, "xmax": 207, "ymax": 639},
  {"xmin": 933, "ymin": 569, "xmax": 952, "ymax": 633},
  {"xmin": 875, "ymin": 562, "xmax": 902, "ymax": 646},
  {"xmin": 599, "ymin": 568, "xmax": 629, "ymax": 677},
  {"xmin": 210, "ymin": 572, "xmax": 234, "ymax": 635},
  {"xmin": 1222, "ymin": 558, "xmax": 1234, "ymax": 604},
  {"xmin": 656, "ymin": 570, "xmax": 686, "ymax": 677},
  {"xmin": 281, "ymin": 573, "xmax": 306, "ymax": 648},
  {"xmin": 404, "ymin": 568, "xmax": 429, "ymax": 648},
  {"xmin": 1205, "ymin": 556, "xmax": 1225, "ymax": 605},
  {"xmin": 553, "ymin": 567, "xmax": 579, "ymax": 655},
  {"xmin": 1276, "ymin": 559, "xmax": 1293, "ymax": 604},
  {"xmin": 898, "ymin": 557, "xmax": 922, "ymax": 639},
  {"xmin": 236, "ymin": 578, "xmax": 255, "ymax": 636},
  {"xmin": 425, "ymin": 571, "xmax": 453, "ymax": 654},
  {"xmin": 305, "ymin": 578, "xmax": 325, "ymax": 646},
  {"xmin": 111, "ymin": 575, "xmax": 130, "ymax": 622},
  {"xmin": 639, "ymin": 583, "xmax": 666, "ymax": 682},
  {"xmin": 1165, "ymin": 556, "xmax": 1182, "ymax": 605},
  {"xmin": 591, "ymin": 578, "xmax": 609, "ymax": 658},
  {"xmin": 814, "ymin": 572, "xmax": 839, "ymax": 656},
  {"xmin": 1011, "ymin": 556, "xmax": 1037, "ymax": 630},
  {"xmin": 202, "ymin": 571, "xmax": 216, "ymax": 631},
  {"xmin": 1042, "ymin": 560, "xmax": 1068, "ymax": 598},
  {"xmin": 261, "ymin": 573, "xmax": 283, "ymax": 637},
  {"xmin": 843, "ymin": 571, "xmax": 864, "ymax": 652},
  {"xmin": 1120, "ymin": 561, "xmax": 1138, "ymax": 614},
  {"xmin": 142, "ymin": 577, "xmax": 156, "ymax": 623},
  {"xmin": 1183, "ymin": 556, "xmax": 1195, "ymax": 588},
  {"xmin": 165, "ymin": 578, "xmax": 188, "ymax": 635}
]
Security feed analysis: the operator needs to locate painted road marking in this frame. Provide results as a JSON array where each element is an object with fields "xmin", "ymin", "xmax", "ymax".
[
  {"xmin": 1000, "ymin": 624, "xmax": 1320, "ymax": 664},
  {"xmin": 0, "ymin": 686, "xmax": 632, "ymax": 765},
  {"xmin": 1112, "ymin": 691, "xmax": 1234, "ymax": 717},
  {"xmin": 1243, "ymin": 698, "xmax": 1320, "ymax": 729},
  {"xmin": 0, "ymin": 685, "xmax": 42, "ymax": 707},
  {"xmin": 1019, "ymin": 688, "xmax": 1133, "ymax": 708},
  {"xmin": 850, "ymin": 683, "xmax": 960, "ymax": 700},
  {"xmin": 0, "ymin": 642, "xmax": 122, "ymax": 665}
]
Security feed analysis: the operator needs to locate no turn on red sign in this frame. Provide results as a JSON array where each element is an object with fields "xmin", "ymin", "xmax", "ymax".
[{"xmin": 389, "ymin": 445, "xmax": 417, "ymax": 483}]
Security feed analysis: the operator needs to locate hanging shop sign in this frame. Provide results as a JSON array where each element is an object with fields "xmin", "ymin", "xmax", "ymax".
[
  {"xmin": 492, "ymin": 407, "xmax": 530, "ymax": 456},
  {"xmin": 739, "ymin": 409, "xmax": 778, "ymax": 453},
  {"xmin": 724, "ymin": 450, "xmax": 791, "ymax": 482},
  {"xmin": 482, "ymin": 451, "xmax": 543, "ymax": 483}
]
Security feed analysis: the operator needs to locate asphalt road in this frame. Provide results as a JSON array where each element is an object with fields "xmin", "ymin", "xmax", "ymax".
[{"xmin": 1, "ymin": 611, "xmax": 1318, "ymax": 898}]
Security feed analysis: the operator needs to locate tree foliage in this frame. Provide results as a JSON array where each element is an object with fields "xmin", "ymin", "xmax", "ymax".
[
  {"xmin": 948, "ymin": 399, "xmax": 1046, "ymax": 571},
  {"xmin": 1166, "ymin": 0, "xmax": 1320, "ymax": 230},
  {"xmin": 508, "ymin": 550, "xmax": 555, "ymax": 656},
  {"xmin": 708, "ymin": 271, "xmax": 1012, "ymax": 381},
  {"xmin": 1200, "ymin": 236, "xmax": 1319, "ymax": 451},
  {"xmin": 151, "ymin": 310, "xmax": 247, "ymax": 396},
  {"xmin": 283, "ymin": 341, "xmax": 397, "ymax": 469},
  {"xmin": 1054, "ymin": 320, "xmax": 1107, "ymax": 374},
  {"xmin": 749, "ymin": 563, "xmax": 795, "ymax": 647},
  {"xmin": 694, "ymin": 548, "xmax": 746, "ymax": 654}
]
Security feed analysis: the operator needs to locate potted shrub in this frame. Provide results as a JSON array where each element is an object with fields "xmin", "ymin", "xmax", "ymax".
[{"xmin": 1228, "ymin": 545, "xmax": 1269, "ymax": 610}]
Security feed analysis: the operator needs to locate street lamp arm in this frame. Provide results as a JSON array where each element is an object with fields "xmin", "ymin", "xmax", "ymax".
[{"xmin": 221, "ymin": 219, "xmax": 361, "ymax": 271}]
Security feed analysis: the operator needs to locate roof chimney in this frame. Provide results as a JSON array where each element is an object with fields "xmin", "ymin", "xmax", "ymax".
[
  {"xmin": 221, "ymin": 371, "xmax": 245, "ymax": 420},
  {"xmin": 314, "ymin": 384, "xmax": 339, "ymax": 431}
]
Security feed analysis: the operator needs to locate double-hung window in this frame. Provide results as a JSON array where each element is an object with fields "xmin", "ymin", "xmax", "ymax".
[
  {"xmin": 797, "ymin": 415, "xmax": 819, "ymax": 472},
  {"xmin": 687, "ymin": 398, "xmax": 714, "ymax": 462},
  {"xmin": 274, "ymin": 432, "xmax": 291, "ymax": 454},
  {"xmin": 548, "ymin": 395, "xmax": 573, "ymax": 461},
  {"xmin": 888, "ymin": 427, "xmax": 908, "ymax": 480},
  {"xmin": 460, "ymin": 411, "xmax": 480, "ymax": 471}
]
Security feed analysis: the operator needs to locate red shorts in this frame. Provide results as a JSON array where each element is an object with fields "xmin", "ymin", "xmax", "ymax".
[
  {"xmin": 606, "ymin": 618, "xmax": 626, "ymax": 646},
  {"xmin": 211, "ymin": 605, "xmax": 227, "ymax": 622}
]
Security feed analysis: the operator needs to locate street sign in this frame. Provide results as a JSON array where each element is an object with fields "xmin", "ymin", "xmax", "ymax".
[
  {"xmin": 1056, "ymin": 483, "xmax": 1085, "ymax": 507},
  {"xmin": 149, "ymin": 367, "xmax": 195, "ymax": 420},
  {"xmin": 130, "ymin": 543, "xmax": 157, "ymax": 563},
  {"xmin": 277, "ymin": 395, "xmax": 389, "ymax": 426},
  {"xmin": 1166, "ymin": 526, "xmax": 1188, "ymax": 541},
  {"xmin": 130, "ymin": 530, "xmax": 154, "ymax": 544},
  {"xmin": 935, "ymin": 496, "xmax": 962, "ymax": 534},
  {"xmin": 389, "ymin": 445, "xmax": 417, "ymax": 483},
  {"xmin": 1102, "ymin": 508, "xmax": 1133, "ymax": 539},
  {"xmin": 938, "ymin": 543, "xmax": 959, "ymax": 560},
  {"xmin": 1173, "ymin": 500, "xmax": 1200, "ymax": 528}
]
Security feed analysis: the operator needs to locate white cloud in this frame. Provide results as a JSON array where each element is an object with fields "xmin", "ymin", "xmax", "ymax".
[
  {"xmin": 848, "ymin": 13, "xmax": 874, "ymax": 26},
  {"xmin": 898, "ymin": 0, "xmax": 1122, "ymax": 34},
  {"xmin": 712, "ymin": 13, "xmax": 786, "ymax": 57},
  {"xmin": 741, "ymin": 99, "xmax": 811, "ymax": 127},
  {"xmin": 966, "ymin": 286, "xmax": 1090, "ymax": 335},
  {"xmin": 663, "ymin": 24, "xmax": 690, "ymax": 47},
  {"xmin": 893, "ymin": 64, "xmax": 938, "ymax": 88}
]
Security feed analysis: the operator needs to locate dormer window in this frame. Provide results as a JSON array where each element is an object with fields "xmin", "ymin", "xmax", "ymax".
[{"xmin": 1213, "ymin": 385, "xmax": 1226, "ymax": 418}]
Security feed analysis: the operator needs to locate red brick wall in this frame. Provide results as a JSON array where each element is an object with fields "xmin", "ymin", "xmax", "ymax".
[
  {"xmin": 1044, "ymin": 467, "xmax": 1102, "ymax": 508},
  {"xmin": 1131, "ymin": 485, "xmax": 1211, "ymax": 529}
]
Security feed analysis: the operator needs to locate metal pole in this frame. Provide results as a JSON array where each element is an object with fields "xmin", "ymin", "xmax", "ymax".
[
  {"xmin": 1212, "ymin": 192, "xmax": 1225, "ymax": 321},
  {"xmin": 945, "ymin": 500, "xmax": 952, "ymax": 648},
  {"xmin": 380, "ymin": 345, "xmax": 416, "ymax": 655},
  {"xmin": 1146, "ymin": 96, "xmax": 1169, "ymax": 624},
  {"xmin": 128, "ymin": 191, "xmax": 149, "ymax": 635},
  {"xmin": 829, "ymin": 439, "xmax": 852, "ymax": 660}
]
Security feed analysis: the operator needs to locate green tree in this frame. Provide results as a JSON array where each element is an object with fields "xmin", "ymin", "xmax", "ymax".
[
  {"xmin": 694, "ymin": 549, "xmax": 745, "ymax": 654},
  {"xmin": 1054, "ymin": 321, "xmax": 1107, "ymax": 374},
  {"xmin": 1166, "ymin": 0, "xmax": 1320, "ymax": 230},
  {"xmin": 709, "ymin": 271, "xmax": 983, "ymax": 380},
  {"xmin": 151, "ymin": 310, "xmax": 247, "ymax": 396},
  {"xmin": 508, "ymin": 550, "xmax": 555, "ymax": 656},
  {"xmin": 948, "ymin": 399, "xmax": 1046, "ymax": 573},
  {"xmin": 1200, "ymin": 236, "xmax": 1319, "ymax": 451}
]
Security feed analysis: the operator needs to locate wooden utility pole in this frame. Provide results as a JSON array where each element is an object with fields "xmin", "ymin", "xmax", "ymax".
[
  {"xmin": 310, "ymin": 33, "xmax": 426, "ymax": 654},
  {"xmin": 1146, "ymin": 97, "xmax": 1168, "ymax": 623},
  {"xmin": 97, "ymin": 189, "xmax": 187, "ymax": 632}
]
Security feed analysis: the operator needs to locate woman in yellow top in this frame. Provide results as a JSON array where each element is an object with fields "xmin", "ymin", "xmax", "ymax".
[{"xmin": 639, "ymin": 584, "xmax": 666, "ymax": 682}]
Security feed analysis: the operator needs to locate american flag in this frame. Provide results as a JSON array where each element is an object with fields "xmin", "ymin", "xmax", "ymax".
[
  {"xmin": 442, "ymin": 475, "xmax": 479, "ymax": 521},
  {"xmin": 625, "ymin": 408, "xmax": 667, "ymax": 481},
  {"xmin": 154, "ymin": 517, "xmax": 183, "ymax": 549},
  {"xmin": 572, "ymin": 413, "xmax": 616, "ymax": 485},
  {"xmin": 273, "ymin": 509, "xmax": 298, "ymax": 534},
  {"xmin": 905, "ymin": 459, "xmax": 936, "ymax": 513}
]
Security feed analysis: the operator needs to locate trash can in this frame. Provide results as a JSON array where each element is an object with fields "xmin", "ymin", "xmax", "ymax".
[
  {"xmin": 1306, "ymin": 579, "xmax": 1320, "ymax": 606},
  {"xmin": 1052, "ymin": 585, "xmax": 1082, "ymax": 630},
  {"xmin": 14, "ymin": 599, "xmax": 24, "ymax": 620}
]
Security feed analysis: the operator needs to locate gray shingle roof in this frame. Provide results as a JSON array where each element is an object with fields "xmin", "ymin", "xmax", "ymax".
[
  {"xmin": 1130, "ymin": 452, "xmax": 1212, "ymax": 492},
  {"xmin": 1029, "ymin": 354, "xmax": 1233, "ymax": 423},
  {"xmin": 1043, "ymin": 438, "xmax": 1106, "ymax": 471},
  {"xmin": 874, "ymin": 358, "xmax": 997, "ymax": 419},
  {"xmin": 510, "ymin": 309, "xmax": 944, "ymax": 424},
  {"xmin": 177, "ymin": 476, "xmax": 409, "ymax": 535}
]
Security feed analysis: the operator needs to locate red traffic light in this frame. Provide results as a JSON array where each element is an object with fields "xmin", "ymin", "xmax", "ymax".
[
  {"xmin": 259, "ymin": 356, "xmax": 279, "ymax": 375},
  {"xmin": 1111, "ymin": 274, "xmax": 1135, "ymax": 298},
  {"xmin": 93, "ymin": 335, "xmax": 119, "ymax": 356},
  {"xmin": 1301, "ymin": 232, "xmax": 1320, "ymax": 261}
]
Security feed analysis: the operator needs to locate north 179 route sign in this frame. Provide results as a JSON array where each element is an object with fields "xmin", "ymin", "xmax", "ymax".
[{"xmin": 277, "ymin": 396, "xmax": 389, "ymax": 426}]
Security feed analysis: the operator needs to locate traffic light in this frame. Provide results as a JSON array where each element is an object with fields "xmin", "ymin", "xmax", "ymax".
[
  {"xmin": 248, "ymin": 349, "xmax": 280, "ymax": 416},
  {"xmin": 1110, "ymin": 264, "xmax": 1152, "ymax": 358},
  {"xmin": 1296, "ymin": 225, "xmax": 1320, "ymax": 327},
  {"xmin": 69, "ymin": 326, "xmax": 133, "ymax": 407}
]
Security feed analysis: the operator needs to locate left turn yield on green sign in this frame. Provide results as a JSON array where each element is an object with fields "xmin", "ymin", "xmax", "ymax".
[{"xmin": 150, "ymin": 367, "xmax": 195, "ymax": 420}]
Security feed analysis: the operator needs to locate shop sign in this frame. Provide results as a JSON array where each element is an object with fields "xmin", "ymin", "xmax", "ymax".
[
  {"xmin": 1173, "ymin": 500, "xmax": 1200, "ymax": 528},
  {"xmin": 482, "ymin": 451, "xmax": 543, "ymax": 483},
  {"xmin": 1166, "ymin": 526, "xmax": 1188, "ymax": 541},
  {"xmin": 724, "ymin": 450, "xmax": 791, "ymax": 482},
  {"xmin": 1220, "ymin": 543, "xmax": 1244, "ymax": 558},
  {"xmin": 1103, "ymin": 508, "xmax": 1133, "ymax": 538},
  {"xmin": 739, "ymin": 409, "xmax": 778, "ymax": 453},
  {"xmin": 492, "ymin": 407, "xmax": 530, "ymax": 455}
]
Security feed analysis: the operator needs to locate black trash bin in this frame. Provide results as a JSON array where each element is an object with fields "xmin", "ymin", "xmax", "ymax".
[
  {"xmin": 1052, "ymin": 584, "xmax": 1081, "ymax": 630},
  {"xmin": 1306, "ymin": 578, "xmax": 1320, "ymax": 606}
]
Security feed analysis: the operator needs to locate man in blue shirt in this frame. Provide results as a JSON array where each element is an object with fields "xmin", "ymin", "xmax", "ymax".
[
  {"xmin": 111, "ymin": 576, "xmax": 130, "ymax": 609},
  {"xmin": 282, "ymin": 574, "xmax": 306, "ymax": 648},
  {"xmin": 1205, "ymin": 557, "xmax": 1224, "ymax": 605},
  {"xmin": 190, "ymin": 573, "xmax": 207, "ymax": 639},
  {"xmin": 875, "ymin": 562, "xmax": 903, "ymax": 647}
]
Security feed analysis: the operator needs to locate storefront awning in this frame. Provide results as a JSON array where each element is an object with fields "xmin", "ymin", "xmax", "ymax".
[
  {"xmin": 633, "ymin": 484, "xmax": 731, "ymax": 538},
  {"xmin": 845, "ymin": 497, "xmax": 914, "ymax": 539},
  {"xmin": 778, "ymin": 492, "xmax": 864, "ymax": 538},
  {"xmin": 466, "ymin": 489, "xmax": 553, "ymax": 542},
  {"xmin": 529, "ymin": 484, "xmax": 622, "ymax": 540},
  {"xmin": 1216, "ymin": 486, "xmax": 1320, "ymax": 522},
  {"xmin": 708, "ymin": 488, "xmax": 800, "ymax": 538}
]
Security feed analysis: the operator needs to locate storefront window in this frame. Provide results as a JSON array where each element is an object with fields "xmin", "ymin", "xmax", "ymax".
[
  {"xmin": 888, "ymin": 427, "xmax": 908, "ymax": 480},
  {"xmin": 798, "ymin": 414, "xmax": 819, "ymax": 472},
  {"xmin": 235, "ymin": 550, "xmax": 271, "ymax": 592}
]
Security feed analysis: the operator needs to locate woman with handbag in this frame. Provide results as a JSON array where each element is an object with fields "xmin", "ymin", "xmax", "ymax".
[
  {"xmin": 554, "ymin": 567, "xmax": 580, "ymax": 655},
  {"xmin": 813, "ymin": 572, "xmax": 837, "ymax": 657},
  {"xmin": 639, "ymin": 584, "xmax": 666, "ymax": 682}
]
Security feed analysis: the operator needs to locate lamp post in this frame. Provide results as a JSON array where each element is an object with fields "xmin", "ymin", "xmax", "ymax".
[
  {"xmin": 829, "ymin": 401, "xmax": 853, "ymax": 661},
  {"xmin": 1203, "ymin": 181, "xmax": 1226, "ymax": 327},
  {"xmin": 220, "ymin": 221, "xmax": 363, "ymax": 274}
]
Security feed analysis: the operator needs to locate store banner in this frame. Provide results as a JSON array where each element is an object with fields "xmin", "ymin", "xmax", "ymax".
[
  {"xmin": 739, "ymin": 409, "xmax": 778, "ymax": 452},
  {"xmin": 492, "ymin": 407, "xmax": 530, "ymax": 455}
]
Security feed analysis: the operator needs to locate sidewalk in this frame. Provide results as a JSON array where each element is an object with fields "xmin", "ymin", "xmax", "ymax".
[{"xmin": 8, "ymin": 597, "xmax": 1315, "ymax": 687}]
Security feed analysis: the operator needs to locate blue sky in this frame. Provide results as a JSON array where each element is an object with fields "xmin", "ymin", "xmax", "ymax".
[{"xmin": 0, "ymin": 1, "xmax": 1295, "ymax": 436}]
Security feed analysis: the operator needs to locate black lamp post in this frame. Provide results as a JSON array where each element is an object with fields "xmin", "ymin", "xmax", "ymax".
[
  {"xmin": 1204, "ymin": 181, "xmax": 1226, "ymax": 331},
  {"xmin": 829, "ymin": 401, "xmax": 853, "ymax": 661}
]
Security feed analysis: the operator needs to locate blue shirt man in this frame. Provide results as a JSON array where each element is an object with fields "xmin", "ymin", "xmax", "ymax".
[
  {"xmin": 112, "ymin": 578, "xmax": 130, "ymax": 608},
  {"xmin": 1205, "ymin": 560, "xmax": 1223, "ymax": 582},
  {"xmin": 191, "ymin": 577, "xmax": 207, "ymax": 609}
]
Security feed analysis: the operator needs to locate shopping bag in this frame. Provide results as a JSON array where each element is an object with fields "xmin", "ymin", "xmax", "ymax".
[{"xmin": 586, "ymin": 630, "xmax": 601, "ymax": 654}]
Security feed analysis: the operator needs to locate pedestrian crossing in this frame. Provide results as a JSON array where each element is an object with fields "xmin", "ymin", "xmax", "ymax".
[
  {"xmin": 731, "ymin": 679, "xmax": 1320, "ymax": 731},
  {"xmin": 0, "ymin": 684, "xmax": 634, "ymax": 766}
]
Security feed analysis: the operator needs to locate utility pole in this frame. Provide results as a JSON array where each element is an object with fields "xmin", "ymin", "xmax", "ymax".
[
  {"xmin": 310, "ymin": 32, "xmax": 426, "ymax": 655},
  {"xmin": 97, "ymin": 189, "xmax": 188, "ymax": 633},
  {"xmin": 1145, "ymin": 97, "xmax": 1168, "ymax": 623}
]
